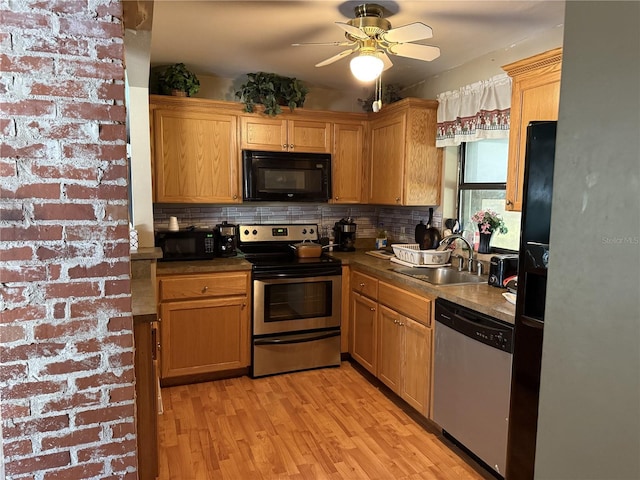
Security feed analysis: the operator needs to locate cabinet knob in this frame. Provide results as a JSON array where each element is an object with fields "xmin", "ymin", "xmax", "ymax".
[
  {"xmin": 233, "ymin": 194, "xmax": 238, "ymax": 200},
  {"xmin": 335, "ymin": 196, "xmax": 339, "ymax": 200},
  {"xmin": 289, "ymin": 144, "xmax": 294, "ymax": 150},
  {"xmin": 393, "ymin": 319, "xmax": 398, "ymax": 324},
  {"xmin": 399, "ymin": 322, "xmax": 405, "ymax": 327},
  {"xmin": 395, "ymin": 197, "xmax": 401, "ymax": 203},
  {"xmin": 202, "ymin": 286, "xmax": 208, "ymax": 293},
  {"xmin": 506, "ymin": 199, "xmax": 513, "ymax": 206},
  {"xmin": 282, "ymin": 144, "xmax": 287, "ymax": 150},
  {"xmin": 359, "ymin": 282, "xmax": 365, "ymax": 287},
  {"xmin": 370, "ymin": 307, "xmax": 376, "ymax": 312}
]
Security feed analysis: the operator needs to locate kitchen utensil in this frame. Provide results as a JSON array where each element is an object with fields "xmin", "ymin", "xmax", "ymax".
[
  {"xmin": 415, "ymin": 220, "xmax": 427, "ymax": 245},
  {"xmin": 423, "ymin": 208, "xmax": 442, "ymax": 250},
  {"xmin": 392, "ymin": 244, "xmax": 451, "ymax": 265},
  {"xmin": 290, "ymin": 240, "xmax": 326, "ymax": 258}
]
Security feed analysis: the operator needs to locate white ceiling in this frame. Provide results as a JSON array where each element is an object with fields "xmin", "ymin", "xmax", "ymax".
[{"xmin": 149, "ymin": 1, "xmax": 565, "ymax": 91}]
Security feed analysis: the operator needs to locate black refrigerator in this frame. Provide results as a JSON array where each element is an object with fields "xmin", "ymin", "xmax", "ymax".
[{"xmin": 505, "ymin": 121, "xmax": 557, "ymax": 479}]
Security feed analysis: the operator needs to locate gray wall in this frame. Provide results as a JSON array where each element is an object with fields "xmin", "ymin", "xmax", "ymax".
[{"xmin": 535, "ymin": 1, "xmax": 640, "ymax": 478}]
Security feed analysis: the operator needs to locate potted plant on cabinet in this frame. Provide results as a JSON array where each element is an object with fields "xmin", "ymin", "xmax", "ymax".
[
  {"xmin": 235, "ymin": 72, "xmax": 308, "ymax": 116},
  {"xmin": 158, "ymin": 63, "xmax": 200, "ymax": 97}
]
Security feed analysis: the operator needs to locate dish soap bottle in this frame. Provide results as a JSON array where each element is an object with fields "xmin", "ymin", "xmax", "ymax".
[{"xmin": 376, "ymin": 223, "xmax": 387, "ymax": 250}]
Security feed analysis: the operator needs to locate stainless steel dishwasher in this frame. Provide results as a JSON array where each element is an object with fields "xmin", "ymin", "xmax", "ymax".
[{"xmin": 433, "ymin": 298, "xmax": 513, "ymax": 478}]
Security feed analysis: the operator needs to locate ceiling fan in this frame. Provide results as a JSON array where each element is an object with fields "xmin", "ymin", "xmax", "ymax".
[{"xmin": 293, "ymin": 3, "xmax": 441, "ymax": 82}]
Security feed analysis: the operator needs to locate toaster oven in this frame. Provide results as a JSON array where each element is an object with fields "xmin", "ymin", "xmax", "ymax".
[{"xmin": 488, "ymin": 254, "xmax": 519, "ymax": 287}]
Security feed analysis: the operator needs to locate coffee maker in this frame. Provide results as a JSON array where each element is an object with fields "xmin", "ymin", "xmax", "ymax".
[
  {"xmin": 334, "ymin": 218, "xmax": 357, "ymax": 252},
  {"xmin": 215, "ymin": 221, "xmax": 237, "ymax": 257}
]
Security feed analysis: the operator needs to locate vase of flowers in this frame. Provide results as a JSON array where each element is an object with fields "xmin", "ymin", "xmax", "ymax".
[{"xmin": 471, "ymin": 209, "xmax": 508, "ymax": 253}]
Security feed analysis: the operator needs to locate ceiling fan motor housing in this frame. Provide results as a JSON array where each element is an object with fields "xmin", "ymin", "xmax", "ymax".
[{"xmin": 346, "ymin": 4, "xmax": 391, "ymax": 40}]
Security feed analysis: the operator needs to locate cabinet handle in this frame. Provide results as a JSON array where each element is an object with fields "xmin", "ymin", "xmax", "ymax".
[
  {"xmin": 202, "ymin": 286, "xmax": 209, "ymax": 293},
  {"xmin": 289, "ymin": 144, "xmax": 294, "ymax": 150},
  {"xmin": 395, "ymin": 197, "xmax": 401, "ymax": 203},
  {"xmin": 233, "ymin": 194, "xmax": 238, "ymax": 199},
  {"xmin": 370, "ymin": 307, "xmax": 376, "ymax": 312},
  {"xmin": 399, "ymin": 322, "xmax": 405, "ymax": 327},
  {"xmin": 393, "ymin": 319, "xmax": 398, "ymax": 324},
  {"xmin": 506, "ymin": 199, "xmax": 513, "ymax": 206},
  {"xmin": 359, "ymin": 282, "xmax": 365, "ymax": 287},
  {"xmin": 335, "ymin": 196, "xmax": 339, "ymax": 200}
]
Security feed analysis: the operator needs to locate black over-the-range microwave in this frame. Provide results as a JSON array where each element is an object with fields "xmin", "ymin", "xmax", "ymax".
[{"xmin": 242, "ymin": 149, "xmax": 332, "ymax": 202}]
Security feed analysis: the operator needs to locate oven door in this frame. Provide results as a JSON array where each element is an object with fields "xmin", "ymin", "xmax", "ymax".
[{"xmin": 253, "ymin": 273, "xmax": 341, "ymax": 336}]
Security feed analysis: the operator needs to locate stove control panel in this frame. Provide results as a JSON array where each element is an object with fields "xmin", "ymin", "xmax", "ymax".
[{"xmin": 239, "ymin": 224, "xmax": 319, "ymax": 243}]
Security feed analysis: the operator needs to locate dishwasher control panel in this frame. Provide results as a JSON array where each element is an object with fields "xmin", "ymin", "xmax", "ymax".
[{"xmin": 435, "ymin": 298, "xmax": 513, "ymax": 353}]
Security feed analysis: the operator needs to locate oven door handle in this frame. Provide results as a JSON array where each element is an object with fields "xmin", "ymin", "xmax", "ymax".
[
  {"xmin": 253, "ymin": 267, "xmax": 342, "ymax": 279},
  {"xmin": 254, "ymin": 330, "xmax": 340, "ymax": 346}
]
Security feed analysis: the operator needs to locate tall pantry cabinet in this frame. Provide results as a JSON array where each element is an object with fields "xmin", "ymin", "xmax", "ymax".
[{"xmin": 502, "ymin": 48, "xmax": 562, "ymax": 211}]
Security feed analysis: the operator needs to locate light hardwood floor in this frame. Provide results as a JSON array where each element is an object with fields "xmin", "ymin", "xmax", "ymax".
[{"xmin": 157, "ymin": 362, "xmax": 493, "ymax": 479}]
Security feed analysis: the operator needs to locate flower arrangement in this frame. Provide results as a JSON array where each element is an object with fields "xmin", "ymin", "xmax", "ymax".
[{"xmin": 471, "ymin": 209, "xmax": 508, "ymax": 235}]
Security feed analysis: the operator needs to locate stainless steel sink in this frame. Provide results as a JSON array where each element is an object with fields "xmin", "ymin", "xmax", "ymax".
[{"xmin": 391, "ymin": 266, "xmax": 487, "ymax": 286}]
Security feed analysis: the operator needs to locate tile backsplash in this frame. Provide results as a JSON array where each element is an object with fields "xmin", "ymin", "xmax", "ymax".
[{"xmin": 154, "ymin": 204, "xmax": 443, "ymax": 243}]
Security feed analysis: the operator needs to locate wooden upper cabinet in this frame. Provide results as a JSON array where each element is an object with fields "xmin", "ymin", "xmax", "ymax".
[
  {"xmin": 332, "ymin": 122, "xmax": 365, "ymax": 204},
  {"xmin": 240, "ymin": 116, "xmax": 331, "ymax": 153},
  {"xmin": 368, "ymin": 98, "xmax": 442, "ymax": 206},
  {"xmin": 151, "ymin": 99, "xmax": 240, "ymax": 203},
  {"xmin": 503, "ymin": 48, "xmax": 562, "ymax": 211}
]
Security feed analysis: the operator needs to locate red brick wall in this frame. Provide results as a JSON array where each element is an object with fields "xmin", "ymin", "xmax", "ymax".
[{"xmin": 0, "ymin": 0, "xmax": 137, "ymax": 478}]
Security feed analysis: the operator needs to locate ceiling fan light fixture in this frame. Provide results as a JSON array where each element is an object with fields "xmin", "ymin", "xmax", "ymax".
[{"xmin": 350, "ymin": 52, "xmax": 384, "ymax": 82}]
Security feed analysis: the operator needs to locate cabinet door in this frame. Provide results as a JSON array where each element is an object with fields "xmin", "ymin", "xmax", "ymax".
[
  {"xmin": 159, "ymin": 296, "xmax": 249, "ymax": 379},
  {"xmin": 377, "ymin": 304, "xmax": 402, "ymax": 393},
  {"xmin": 503, "ymin": 48, "xmax": 562, "ymax": 211},
  {"xmin": 402, "ymin": 317, "xmax": 432, "ymax": 417},
  {"xmin": 403, "ymin": 107, "xmax": 442, "ymax": 206},
  {"xmin": 153, "ymin": 109, "xmax": 239, "ymax": 203},
  {"xmin": 369, "ymin": 112, "xmax": 406, "ymax": 205},
  {"xmin": 288, "ymin": 119, "xmax": 332, "ymax": 153},
  {"xmin": 240, "ymin": 116, "xmax": 288, "ymax": 151},
  {"xmin": 332, "ymin": 122, "xmax": 365, "ymax": 203},
  {"xmin": 341, "ymin": 265, "xmax": 351, "ymax": 354},
  {"xmin": 350, "ymin": 292, "xmax": 378, "ymax": 375}
]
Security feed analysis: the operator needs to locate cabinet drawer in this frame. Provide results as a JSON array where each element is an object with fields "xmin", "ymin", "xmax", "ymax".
[
  {"xmin": 351, "ymin": 271, "xmax": 378, "ymax": 299},
  {"xmin": 378, "ymin": 282, "xmax": 431, "ymax": 327},
  {"xmin": 159, "ymin": 272, "xmax": 248, "ymax": 301}
]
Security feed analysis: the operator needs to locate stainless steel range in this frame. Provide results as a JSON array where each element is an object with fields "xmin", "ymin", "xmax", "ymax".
[{"xmin": 238, "ymin": 224, "xmax": 342, "ymax": 378}]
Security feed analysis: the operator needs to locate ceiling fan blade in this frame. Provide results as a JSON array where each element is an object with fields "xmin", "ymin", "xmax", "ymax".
[
  {"xmin": 292, "ymin": 41, "xmax": 355, "ymax": 47},
  {"xmin": 315, "ymin": 49, "xmax": 355, "ymax": 67},
  {"xmin": 381, "ymin": 22, "xmax": 433, "ymax": 43},
  {"xmin": 387, "ymin": 43, "xmax": 441, "ymax": 62},
  {"xmin": 379, "ymin": 51, "xmax": 393, "ymax": 71},
  {"xmin": 335, "ymin": 21, "xmax": 369, "ymax": 40}
]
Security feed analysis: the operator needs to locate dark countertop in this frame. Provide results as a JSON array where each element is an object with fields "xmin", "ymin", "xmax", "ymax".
[
  {"xmin": 131, "ymin": 276, "xmax": 157, "ymax": 323},
  {"xmin": 131, "ymin": 247, "xmax": 163, "ymax": 261},
  {"xmin": 156, "ymin": 257, "xmax": 252, "ymax": 275},
  {"xmin": 329, "ymin": 250, "xmax": 515, "ymax": 324}
]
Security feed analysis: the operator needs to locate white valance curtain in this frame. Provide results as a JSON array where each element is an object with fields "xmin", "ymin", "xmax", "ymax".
[{"xmin": 436, "ymin": 73, "xmax": 512, "ymax": 147}]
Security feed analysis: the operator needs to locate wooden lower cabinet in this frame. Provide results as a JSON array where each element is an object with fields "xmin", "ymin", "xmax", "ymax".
[
  {"xmin": 157, "ymin": 271, "xmax": 250, "ymax": 383},
  {"xmin": 340, "ymin": 265, "xmax": 351, "ymax": 353},
  {"xmin": 400, "ymin": 316, "xmax": 432, "ymax": 415},
  {"xmin": 350, "ymin": 292, "xmax": 378, "ymax": 375},
  {"xmin": 377, "ymin": 305, "xmax": 402, "ymax": 391},
  {"xmin": 349, "ymin": 269, "xmax": 433, "ymax": 417}
]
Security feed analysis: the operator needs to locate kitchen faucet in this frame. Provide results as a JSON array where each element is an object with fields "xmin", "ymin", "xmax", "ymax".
[{"xmin": 439, "ymin": 234, "xmax": 475, "ymax": 272}]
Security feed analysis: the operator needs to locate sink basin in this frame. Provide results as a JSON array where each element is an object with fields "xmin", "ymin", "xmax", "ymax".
[{"xmin": 391, "ymin": 266, "xmax": 487, "ymax": 286}]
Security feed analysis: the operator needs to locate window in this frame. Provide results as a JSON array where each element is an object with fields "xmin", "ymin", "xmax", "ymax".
[{"xmin": 458, "ymin": 139, "xmax": 521, "ymax": 252}]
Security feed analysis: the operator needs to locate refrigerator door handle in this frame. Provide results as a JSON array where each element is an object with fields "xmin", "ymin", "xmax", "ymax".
[{"xmin": 520, "ymin": 316, "xmax": 544, "ymax": 329}]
